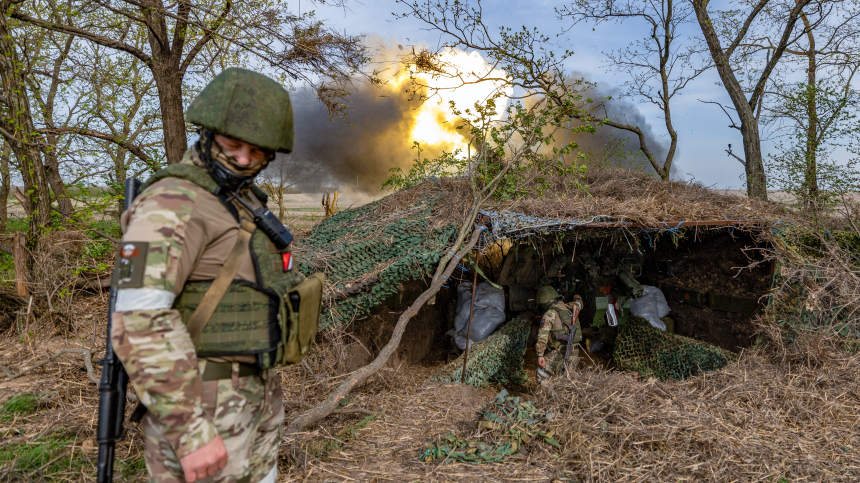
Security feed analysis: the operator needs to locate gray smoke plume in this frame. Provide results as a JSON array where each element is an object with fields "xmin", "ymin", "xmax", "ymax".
[
  {"xmin": 270, "ymin": 45, "xmax": 678, "ymax": 194},
  {"xmin": 543, "ymin": 75, "xmax": 678, "ymax": 178}
]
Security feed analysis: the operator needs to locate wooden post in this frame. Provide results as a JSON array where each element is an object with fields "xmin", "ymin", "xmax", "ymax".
[
  {"xmin": 461, "ymin": 253, "xmax": 480, "ymax": 384},
  {"xmin": 12, "ymin": 232, "xmax": 28, "ymax": 297}
]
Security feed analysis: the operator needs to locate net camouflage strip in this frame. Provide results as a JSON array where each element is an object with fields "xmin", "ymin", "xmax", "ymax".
[
  {"xmin": 613, "ymin": 315, "xmax": 738, "ymax": 380},
  {"xmin": 420, "ymin": 389, "xmax": 559, "ymax": 464},
  {"xmin": 296, "ymin": 194, "xmax": 457, "ymax": 329},
  {"xmin": 432, "ymin": 316, "xmax": 530, "ymax": 388}
]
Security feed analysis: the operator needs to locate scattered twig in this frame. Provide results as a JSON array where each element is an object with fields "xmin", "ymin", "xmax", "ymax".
[
  {"xmin": 4, "ymin": 349, "xmax": 99, "ymax": 385},
  {"xmin": 284, "ymin": 399, "xmax": 374, "ymax": 416}
]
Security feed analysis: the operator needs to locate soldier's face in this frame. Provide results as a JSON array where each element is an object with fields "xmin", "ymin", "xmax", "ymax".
[{"xmin": 213, "ymin": 134, "xmax": 273, "ymax": 166}]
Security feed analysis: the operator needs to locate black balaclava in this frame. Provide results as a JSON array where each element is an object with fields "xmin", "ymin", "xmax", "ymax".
[{"xmin": 196, "ymin": 128, "xmax": 271, "ymax": 193}]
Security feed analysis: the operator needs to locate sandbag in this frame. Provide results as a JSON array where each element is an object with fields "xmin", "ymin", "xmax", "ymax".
[
  {"xmin": 452, "ymin": 282, "xmax": 506, "ymax": 350},
  {"xmin": 629, "ymin": 285, "xmax": 670, "ymax": 331}
]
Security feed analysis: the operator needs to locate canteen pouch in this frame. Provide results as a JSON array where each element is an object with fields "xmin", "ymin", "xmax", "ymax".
[{"xmin": 282, "ymin": 272, "xmax": 324, "ymax": 365}]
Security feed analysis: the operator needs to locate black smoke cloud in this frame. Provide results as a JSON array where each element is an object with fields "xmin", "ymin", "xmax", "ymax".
[
  {"xmin": 540, "ymin": 74, "xmax": 678, "ymax": 179},
  {"xmin": 271, "ymin": 46, "xmax": 679, "ymax": 194}
]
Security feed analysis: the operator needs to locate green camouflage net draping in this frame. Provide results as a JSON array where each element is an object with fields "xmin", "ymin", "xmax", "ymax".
[
  {"xmin": 612, "ymin": 316, "xmax": 737, "ymax": 380},
  {"xmin": 432, "ymin": 317, "xmax": 530, "ymax": 387},
  {"xmin": 420, "ymin": 389, "xmax": 559, "ymax": 464},
  {"xmin": 296, "ymin": 195, "xmax": 457, "ymax": 329}
]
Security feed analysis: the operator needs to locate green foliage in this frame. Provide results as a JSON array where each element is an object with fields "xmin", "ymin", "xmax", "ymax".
[
  {"xmin": 766, "ymin": 82, "xmax": 860, "ymax": 206},
  {"xmin": 0, "ymin": 394, "xmax": 39, "ymax": 421},
  {"xmin": 382, "ymin": 142, "xmax": 468, "ymax": 191}
]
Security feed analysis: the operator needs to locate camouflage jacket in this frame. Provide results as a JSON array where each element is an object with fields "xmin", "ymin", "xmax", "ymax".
[
  {"xmin": 535, "ymin": 300, "xmax": 576, "ymax": 357},
  {"xmin": 111, "ymin": 146, "xmax": 261, "ymax": 459}
]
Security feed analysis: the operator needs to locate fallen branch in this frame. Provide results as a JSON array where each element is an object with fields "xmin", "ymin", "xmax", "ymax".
[
  {"xmin": 284, "ymin": 399, "xmax": 374, "ymax": 416},
  {"xmin": 2, "ymin": 349, "xmax": 99, "ymax": 384},
  {"xmin": 285, "ymin": 226, "xmax": 485, "ymax": 433}
]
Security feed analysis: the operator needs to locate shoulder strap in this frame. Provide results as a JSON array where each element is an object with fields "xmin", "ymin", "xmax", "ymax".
[{"xmin": 186, "ymin": 218, "xmax": 257, "ymax": 342}]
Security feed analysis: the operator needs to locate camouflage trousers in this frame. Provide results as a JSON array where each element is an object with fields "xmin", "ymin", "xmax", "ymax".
[
  {"xmin": 540, "ymin": 345, "xmax": 579, "ymax": 378},
  {"xmin": 142, "ymin": 364, "xmax": 284, "ymax": 483}
]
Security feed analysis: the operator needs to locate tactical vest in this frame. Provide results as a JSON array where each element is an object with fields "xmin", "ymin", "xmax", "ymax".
[
  {"xmin": 548, "ymin": 302, "xmax": 582, "ymax": 345},
  {"xmin": 139, "ymin": 164, "xmax": 318, "ymax": 369}
]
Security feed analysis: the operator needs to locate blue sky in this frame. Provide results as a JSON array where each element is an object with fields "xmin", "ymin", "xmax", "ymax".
[{"xmin": 304, "ymin": 0, "xmax": 835, "ymax": 189}]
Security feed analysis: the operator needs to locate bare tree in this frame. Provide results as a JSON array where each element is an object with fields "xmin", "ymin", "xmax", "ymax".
[
  {"xmin": 258, "ymin": 154, "xmax": 324, "ymax": 221},
  {"xmin": 11, "ymin": 0, "xmax": 369, "ymax": 164},
  {"xmin": 557, "ymin": 0, "xmax": 711, "ymax": 180},
  {"xmin": 691, "ymin": 0, "xmax": 817, "ymax": 200}
]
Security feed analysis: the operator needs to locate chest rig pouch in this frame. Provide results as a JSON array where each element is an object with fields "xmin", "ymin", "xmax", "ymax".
[
  {"xmin": 139, "ymin": 164, "xmax": 323, "ymax": 369},
  {"xmin": 548, "ymin": 303, "xmax": 582, "ymax": 345}
]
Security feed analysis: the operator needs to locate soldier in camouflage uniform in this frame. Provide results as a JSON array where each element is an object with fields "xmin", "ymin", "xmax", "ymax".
[
  {"xmin": 535, "ymin": 286, "xmax": 583, "ymax": 378},
  {"xmin": 112, "ymin": 68, "xmax": 299, "ymax": 483}
]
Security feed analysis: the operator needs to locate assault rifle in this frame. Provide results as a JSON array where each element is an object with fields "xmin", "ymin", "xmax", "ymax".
[
  {"xmin": 561, "ymin": 295, "xmax": 583, "ymax": 375},
  {"xmin": 96, "ymin": 177, "xmax": 141, "ymax": 483}
]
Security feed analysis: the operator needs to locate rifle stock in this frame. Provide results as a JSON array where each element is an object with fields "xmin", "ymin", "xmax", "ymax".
[{"xmin": 96, "ymin": 178, "xmax": 141, "ymax": 483}]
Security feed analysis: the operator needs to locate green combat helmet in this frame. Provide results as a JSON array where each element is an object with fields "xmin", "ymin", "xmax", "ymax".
[
  {"xmin": 536, "ymin": 285, "xmax": 560, "ymax": 306},
  {"xmin": 187, "ymin": 67, "xmax": 294, "ymax": 153}
]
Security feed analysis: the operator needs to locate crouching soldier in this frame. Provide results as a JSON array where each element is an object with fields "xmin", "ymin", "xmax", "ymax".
[
  {"xmin": 535, "ymin": 286, "xmax": 583, "ymax": 378},
  {"xmin": 111, "ymin": 68, "xmax": 318, "ymax": 483}
]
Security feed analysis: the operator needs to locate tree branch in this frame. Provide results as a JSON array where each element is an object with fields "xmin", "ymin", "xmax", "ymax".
[
  {"xmin": 285, "ymin": 226, "xmax": 486, "ymax": 434},
  {"xmin": 9, "ymin": 11, "xmax": 152, "ymax": 65},
  {"xmin": 698, "ymin": 99, "xmax": 742, "ymax": 130},
  {"xmin": 37, "ymin": 127, "xmax": 159, "ymax": 171}
]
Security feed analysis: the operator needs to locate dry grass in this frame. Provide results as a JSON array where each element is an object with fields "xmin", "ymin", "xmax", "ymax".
[
  {"xmin": 1, "ymin": 289, "xmax": 858, "ymax": 482},
  {"xmin": 278, "ymin": 347, "xmax": 860, "ymax": 482}
]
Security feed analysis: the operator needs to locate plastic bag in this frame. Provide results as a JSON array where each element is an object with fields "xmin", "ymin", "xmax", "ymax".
[
  {"xmin": 629, "ymin": 285, "xmax": 670, "ymax": 331},
  {"xmin": 451, "ymin": 282, "xmax": 506, "ymax": 350}
]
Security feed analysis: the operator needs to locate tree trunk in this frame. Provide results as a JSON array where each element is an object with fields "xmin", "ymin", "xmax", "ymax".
[
  {"xmin": 692, "ymin": 0, "xmax": 768, "ymax": 200},
  {"xmin": 43, "ymin": 146, "xmax": 73, "ymax": 218},
  {"xmin": 154, "ymin": 71, "xmax": 188, "ymax": 165},
  {"xmin": 0, "ymin": 142, "xmax": 10, "ymax": 232},
  {"xmin": 0, "ymin": 11, "xmax": 53, "ymax": 233},
  {"xmin": 802, "ymin": 13, "xmax": 819, "ymax": 203},
  {"xmin": 141, "ymin": 0, "xmax": 191, "ymax": 165},
  {"xmin": 738, "ymin": 113, "xmax": 768, "ymax": 198}
]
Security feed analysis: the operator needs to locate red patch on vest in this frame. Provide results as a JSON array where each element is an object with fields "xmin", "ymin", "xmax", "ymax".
[{"xmin": 282, "ymin": 252, "xmax": 293, "ymax": 271}]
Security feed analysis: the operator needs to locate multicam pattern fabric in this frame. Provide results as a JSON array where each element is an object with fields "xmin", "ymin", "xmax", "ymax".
[
  {"xmin": 142, "ymin": 367, "xmax": 284, "ymax": 482},
  {"xmin": 129, "ymin": 176, "xmax": 198, "ymax": 295},
  {"xmin": 535, "ymin": 301, "xmax": 572, "ymax": 357},
  {"xmin": 114, "ymin": 149, "xmax": 220, "ymax": 458},
  {"xmin": 112, "ymin": 308, "xmax": 215, "ymax": 458},
  {"xmin": 536, "ymin": 301, "xmax": 582, "ymax": 377},
  {"xmin": 113, "ymin": 145, "xmax": 291, "ymax": 462}
]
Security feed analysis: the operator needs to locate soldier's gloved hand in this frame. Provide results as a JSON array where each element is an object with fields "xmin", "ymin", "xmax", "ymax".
[
  {"xmin": 538, "ymin": 356, "xmax": 546, "ymax": 369},
  {"xmin": 179, "ymin": 434, "xmax": 228, "ymax": 483}
]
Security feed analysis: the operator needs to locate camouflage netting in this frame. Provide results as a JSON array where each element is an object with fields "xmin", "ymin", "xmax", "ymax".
[
  {"xmin": 420, "ymin": 390, "xmax": 559, "ymax": 464},
  {"xmin": 295, "ymin": 193, "xmax": 457, "ymax": 328},
  {"xmin": 613, "ymin": 316, "xmax": 738, "ymax": 380},
  {"xmin": 433, "ymin": 317, "xmax": 530, "ymax": 387}
]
